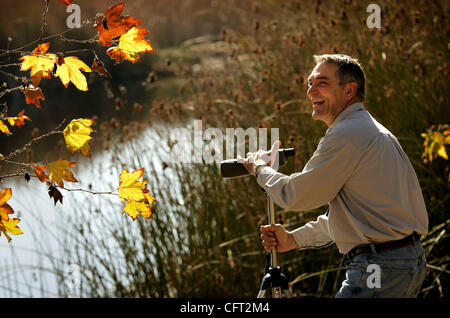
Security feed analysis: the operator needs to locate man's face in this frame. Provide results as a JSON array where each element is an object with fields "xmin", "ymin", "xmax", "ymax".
[{"xmin": 307, "ymin": 62, "xmax": 348, "ymax": 127}]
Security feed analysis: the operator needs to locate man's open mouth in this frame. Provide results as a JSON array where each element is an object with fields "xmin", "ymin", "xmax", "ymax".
[{"xmin": 312, "ymin": 101, "xmax": 325, "ymax": 107}]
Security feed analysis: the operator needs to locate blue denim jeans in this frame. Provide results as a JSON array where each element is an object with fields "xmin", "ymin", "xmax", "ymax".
[{"xmin": 335, "ymin": 238, "xmax": 427, "ymax": 298}]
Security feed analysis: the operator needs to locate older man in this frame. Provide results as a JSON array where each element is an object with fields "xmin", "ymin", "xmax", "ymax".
[{"xmin": 242, "ymin": 54, "xmax": 428, "ymax": 298}]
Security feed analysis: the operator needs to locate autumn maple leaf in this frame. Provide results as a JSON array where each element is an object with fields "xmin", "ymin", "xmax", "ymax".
[
  {"xmin": 48, "ymin": 159, "xmax": 78, "ymax": 187},
  {"xmin": 94, "ymin": 2, "xmax": 142, "ymax": 46},
  {"xmin": 91, "ymin": 57, "xmax": 111, "ymax": 78},
  {"xmin": 7, "ymin": 110, "xmax": 30, "ymax": 128},
  {"xmin": 0, "ymin": 110, "xmax": 30, "ymax": 135},
  {"xmin": 0, "ymin": 217, "xmax": 23, "ymax": 242},
  {"xmin": 0, "ymin": 188, "xmax": 23, "ymax": 242},
  {"xmin": 122, "ymin": 200, "xmax": 149, "ymax": 220},
  {"xmin": 55, "ymin": 55, "xmax": 92, "ymax": 91},
  {"xmin": 20, "ymin": 42, "xmax": 56, "ymax": 87},
  {"xmin": 0, "ymin": 120, "xmax": 11, "ymax": 135},
  {"xmin": 118, "ymin": 168, "xmax": 147, "ymax": 202},
  {"xmin": 22, "ymin": 85, "xmax": 45, "ymax": 108},
  {"xmin": 117, "ymin": 168, "xmax": 155, "ymax": 220},
  {"xmin": 33, "ymin": 165, "xmax": 49, "ymax": 183},
  {"xmin": 421, "ymin": 128, "xmax": 450, "ymax": 162},
  {"xmin": 0, "ymin": 188, "xmax": 14, "ymax": 221},
  {"xmin": 48, "ymin": 184, "xmax": 64, "ymax": 206},
  {"xmin": 59, "ymin": 0, "xmax": 74, "ymax": 5},
  {"xmin": 107, "ymin": 27, "xmax": 154, "ymax": 64},
  {"xmin": 63, "ymin": 118, "xmax": 94, "ymax": 157}
]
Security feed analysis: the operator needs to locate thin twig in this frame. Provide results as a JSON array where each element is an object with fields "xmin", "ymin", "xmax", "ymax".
[
  {"xmin": 0, "ymin": 172, "xmax": 117, "ymax": 196},
  {"xmin": 62, "ymin": 48, "xmax": 95, "ymax": 55},
  {"xmin": 0, "ymin": 86, "xmax": 24, "ymax": 99},
  {"xmin": 0, "ymin": 69, "xmax": 25, "ymax": 82},
  {"xmin": 59, "ymin": 33, "xmax": 99, "ymax": 44},
  {"xmin": 0, "ymin": 63, "xmax": 21, "ymax": 68},
  {"xmin": 4, "ymin": 119, "xmax": 67, "ymax": 161},
  {"xmin": 39, "ymin": 0, "xmax": 50, "ymax": 44},
  {"xmin": 57, "ymin": 186, "xmax": 118, "ymax": 196},
  {"xmin": 0, "ymin": 28, "xmax": 88, "ymax": 59},
  {"xmin": 3, "ymin": 159, "xmax": 39, "ymax": 167},
  {"xmin": 0, "ymin": 172, "xmax": 27, "ymax": 180}
]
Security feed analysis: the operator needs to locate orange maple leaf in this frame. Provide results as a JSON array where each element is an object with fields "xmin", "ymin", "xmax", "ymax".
[
  {"xmin": 22, "ymin": 85, "xmax": 45, "ymax": 108},
  {"xmin": 33, "ymin": 165, "xmax": 49, "ymax": 183},
  {"xmin": 20, "ymin": 42, "xmax": 56, "ymax": 88},
  {"xmin": 0, "ymin": 188, "xmax": 22, "ymax": 242},
  {"xmin": 107, "ymin": 27, "xmax": 154, "ymax": 64},
  {"xmin": 0, "ymin": 188, "xmax": 14, "ymax": 221},
  {"xmin": 48, "ymin": 159, "xmax": 78, "ymax": 187},
  {"xmin": 94, "ymin": 2, "xmax": 142, "ymax": 46},
  {"xmin": 7, "ymin": 110, "xmax": 31, "ymax": 128}
]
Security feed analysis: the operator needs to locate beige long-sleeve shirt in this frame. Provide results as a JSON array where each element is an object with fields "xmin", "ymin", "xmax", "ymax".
[{"xmin": 256, "ymin": 102, "xmax": 429, "ymax": 254}]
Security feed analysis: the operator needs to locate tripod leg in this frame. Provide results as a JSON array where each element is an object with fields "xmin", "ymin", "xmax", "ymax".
[{"xmin": 257, "ymin": 273, "xmax": 271, "ymax": 298}]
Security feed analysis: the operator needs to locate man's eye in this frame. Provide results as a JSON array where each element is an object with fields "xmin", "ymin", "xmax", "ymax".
[{"xmin": 319, "ymin": 81, "xmax": 327, "ymax": 85}]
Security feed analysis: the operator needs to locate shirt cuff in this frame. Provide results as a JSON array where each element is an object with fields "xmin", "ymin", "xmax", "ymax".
[
  {"xmin": 290, "ymin": 227, "xmax": 313, "ymax": 249},
  {"xmin": 256, "ymin": 166, "xmax": 276, "ymax": 188}
]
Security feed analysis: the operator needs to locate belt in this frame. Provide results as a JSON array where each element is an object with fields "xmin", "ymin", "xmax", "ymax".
[{"xmin": 345, "ymin": 233, "xmax": 420, "ymax": 261}]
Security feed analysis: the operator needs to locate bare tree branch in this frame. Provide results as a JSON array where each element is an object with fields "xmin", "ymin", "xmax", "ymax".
[{"xmin": 4, "ymin": 119, "xmax": 67, "ymax": 161}]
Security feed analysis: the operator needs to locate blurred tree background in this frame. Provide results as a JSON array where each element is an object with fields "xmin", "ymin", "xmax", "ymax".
[{"xmin": 0, "ymin": 0, "xmax": 448, "ymax": 298}]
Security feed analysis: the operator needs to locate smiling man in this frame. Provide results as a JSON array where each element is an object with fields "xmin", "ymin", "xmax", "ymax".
[{"xmin": 242, "ymin": 54, "xmax": 429, "ymax": 298}]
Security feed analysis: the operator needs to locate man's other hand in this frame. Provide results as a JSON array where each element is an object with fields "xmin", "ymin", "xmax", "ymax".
[{"xmin": 238, "ymin": 140, "xmax": 281, "ymax": 175}]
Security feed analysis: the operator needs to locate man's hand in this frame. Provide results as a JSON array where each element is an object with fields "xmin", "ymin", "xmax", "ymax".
[
  {"xmin": 238, "ymin": 140, "xmax": 281, "ymax": 176},
  {"xmin": 260, "ymin": 224, "xmax": 298, "ymax": 252}
]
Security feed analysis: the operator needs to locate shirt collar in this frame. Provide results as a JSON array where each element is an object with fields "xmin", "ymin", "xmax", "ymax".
[{"xmin": 327, "ymin": 102, "xmax": 365, "ymax": 131}]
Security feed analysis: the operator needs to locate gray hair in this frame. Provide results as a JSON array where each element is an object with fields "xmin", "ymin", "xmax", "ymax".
[{"xmin": 313, "ymin": 54, "xmax": 365, "ymax": 101}]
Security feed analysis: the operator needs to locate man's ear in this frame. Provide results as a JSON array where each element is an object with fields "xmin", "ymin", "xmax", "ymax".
[{"xmin": 345, "ymin": 82, "xmax": 358, "ymax": 100}]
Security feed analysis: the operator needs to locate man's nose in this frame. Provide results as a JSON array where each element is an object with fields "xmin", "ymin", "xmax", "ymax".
[{"xmin": 307, "ymin": 84, "xmax": 316, "ymax": 97}]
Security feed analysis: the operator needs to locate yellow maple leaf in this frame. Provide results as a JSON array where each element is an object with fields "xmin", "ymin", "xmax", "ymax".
[
  {"xmin": 0, "ymin": 217, "xmax": 23, "ymax": 242},
  {"xmin": 48, "ymin": 159, "xmax": 78, "ymax": 187},
  {"xmin": 123, "ymin": 200, "xmax": 151, "ymax": 220},
  {"xmin": 0, "ymin": 120, "xmax": 11, "ymax": 135},
  {"xmin": 421, "ymin": 130, "xmax": 449, "ymax": 162},
  {"xmin": 20, "ymin": 42, "xmax": 56, "ymax": 87},
  {"xmin": 55, "ymin": 56, "xmax": 92, "ymax": 91},
  {"xmin": 118, "ymin": 168, "xmax": 147, "ymax": 202},
  {"xmin": 107, "ymin": 27, "xmax": 153, "ymax": 64},
  {"xmin": 63, "ymin": 118, "xmax": 94, "ymax": 157},
  {"xmin": 0, "ymin": 188, "xmax": 14, "ymax": 221},
  {"xmin": 117, "ymin": 168, "xmax": 155, "ymax": 220}
]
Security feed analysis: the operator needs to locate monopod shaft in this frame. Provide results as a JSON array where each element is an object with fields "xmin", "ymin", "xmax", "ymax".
[
  {"xmin": 267, "ymin": 195, "xmax": 282, "ymax": 298},
  {"xmin": 267, "ymin": 195, "xmax": 278, "ymax": 268}
]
